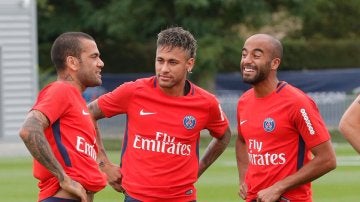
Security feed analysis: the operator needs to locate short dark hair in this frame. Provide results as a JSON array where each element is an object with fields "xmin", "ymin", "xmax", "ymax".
[
  {"xmin": 50, "ymin": 32, "xmax": 94, "ymax": 71},
  {"xmin": 157, "ymin": 27, "xmax": 197, "ymax": 59},
  {"xmin": 270, "ymin": 36, "xmax": 283, "ymax": 60}
]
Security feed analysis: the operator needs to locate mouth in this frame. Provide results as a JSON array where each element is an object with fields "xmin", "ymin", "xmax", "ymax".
[
  {"xmin": 96, "ymin": 71, "xmax": 102, "ymax": 79},
  {"xmin": 158, "ymin": 74, "xmax": 171, "ymax": 81},
  {"xmin": 243, "ymin": 66, "xmax": 256, "ymax": 73}
]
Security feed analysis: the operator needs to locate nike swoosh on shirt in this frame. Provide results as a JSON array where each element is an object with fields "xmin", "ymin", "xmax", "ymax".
[
  {"xmin": 140, "ymin": 109, "xmax": 156, "ymax": 116},
  {"xmin": 82, "ymin": 109, "xmax": 90, "ymax": 115},
  {"xmin": 240, "ymin": 120, "xmax": 247, "ymax": 125}
]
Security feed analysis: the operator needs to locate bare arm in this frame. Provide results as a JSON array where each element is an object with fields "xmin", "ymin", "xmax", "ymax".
[
  {"xmin": 198, "ymin": 127, "xmax": 231, "ymax": 177},
  {"xmin": 19, "ymin": 110, "xmax": 87, "ymax": 201},
  {"xmin": 87, "ymin": 99, "xmax": 106, "ymax": 121},
  {"xmin": 339, "ymin": 95, "xmax": 360, "ymax": 153},
  {"xmin": 88, "ymin": 100, "xmax": 123, "ymax": 192},
  {"xmin": 88, "ymin": 100, "xmax": 109, "ymax": 165},
  {"xmin": 256, "ymin": 140, "xmax": 337, "ymax": 202},
  {"xmin": 235, "ymin": 134, "xmax": 249, "ymax": 200}
]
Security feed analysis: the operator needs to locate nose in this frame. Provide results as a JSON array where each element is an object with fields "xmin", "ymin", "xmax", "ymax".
[
  {"xmin": 159, "ymin": 62, "xmax": 170, "ymax": 73},
  {"xmin": 98, "ymin": 58, "xmax": 104, "ymax": 68}
]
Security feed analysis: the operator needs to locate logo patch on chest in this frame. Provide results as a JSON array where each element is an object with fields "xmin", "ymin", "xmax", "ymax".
[
  {"xmin": 263, "ymin": 117, "xmax": 275, "ymax": 132},
  {"xmin": 183, "ymin": 115, "xmax": 196, "ymax": 130}
]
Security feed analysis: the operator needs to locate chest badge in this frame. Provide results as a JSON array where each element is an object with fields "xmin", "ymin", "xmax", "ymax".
[
  {"xmin": 183, "ymin": 115, "xmax": 196, "ymax": 130},
  {"xmin": 263, "ymin": 117, "xmax": 275, "ymax": 132}
]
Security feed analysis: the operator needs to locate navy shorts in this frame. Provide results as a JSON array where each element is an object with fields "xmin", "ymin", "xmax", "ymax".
[
  {"xmin": 251, "ymin": 196, "xmax": 290, "ymax": 202},
  {"xmin": 41, "ymin": 197, "xmax": 80, "ymax": 202},
  {"xmin": 124, "ymin": 194, "xmax": 141, "ymax": 202},
  {"xmin": 124, "ymin": 194, "xmax": 196, "ymax": 202}
]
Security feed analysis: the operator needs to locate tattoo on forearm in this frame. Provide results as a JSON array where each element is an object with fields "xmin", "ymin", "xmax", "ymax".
[
  {"xmin": 27, "ymin": 133, "xmax": 64, "ymax": 181},
  {"xmin": 22, "ymin": 115, "xmax": 64, "ymax": 181},
  {"xmin": 99, "ymin": 161, "xmax": 105, "ymax": 167}
]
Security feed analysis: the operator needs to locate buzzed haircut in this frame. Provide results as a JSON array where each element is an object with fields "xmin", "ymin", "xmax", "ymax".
[
  {"xmin": 248, "ymin": 34, "xmax": 283, "ymax": 60},
  {"xmin": 270, "ymin": 36, "xmax": 283, "ymax": 60},
  {"xmin": 157, "ymin": 27, "xmax": 197, "ymax": 59},
  {"xmin": 51, "ymin": 32, "xmax": 95, "ymax": 72}
]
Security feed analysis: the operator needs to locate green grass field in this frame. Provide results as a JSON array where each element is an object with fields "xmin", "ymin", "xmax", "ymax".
[{"xmin": 0, "ymin": 142, "xmax": 359, "ymax": 202}]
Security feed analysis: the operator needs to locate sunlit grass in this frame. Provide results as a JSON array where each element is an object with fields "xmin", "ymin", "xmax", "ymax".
[{"xmin": 0, "ymin": 142, "xmax": 359, "ymax": 202}]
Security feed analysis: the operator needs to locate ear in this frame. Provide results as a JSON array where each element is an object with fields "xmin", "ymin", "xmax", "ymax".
[
  {"xmin": 186, "ymin": 57, "xmax": 195, "ymax": 73},
  {"xmin": 271, "ymin": 58, "xmax": 281, "ymax": 70},
  {"xmin": 66, "ymin": 56, "xmax": 80, "ymax": 71}
]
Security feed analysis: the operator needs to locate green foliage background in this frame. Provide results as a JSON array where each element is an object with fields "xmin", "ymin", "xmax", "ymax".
[{"xmin": 36, "ymin": 0, "xmax": 360, "ymax": 90}]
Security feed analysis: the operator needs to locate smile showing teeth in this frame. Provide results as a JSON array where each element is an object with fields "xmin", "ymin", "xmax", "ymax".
[{"xmin": 244, "ymin": 67, "xmax": 255, "ymax": 72}]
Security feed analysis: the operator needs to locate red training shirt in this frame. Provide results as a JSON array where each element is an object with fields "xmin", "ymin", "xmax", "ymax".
[
  {"xmin": 98, "ymin": 76, "xmax": 229, "ymax": 202},
  {"xmin": 237, "ymin": 82, "xmax": 330, "ymax": 202},
  {"xmin": 32, "ymin": 81, "xmax": 107, "ymax": 201}
]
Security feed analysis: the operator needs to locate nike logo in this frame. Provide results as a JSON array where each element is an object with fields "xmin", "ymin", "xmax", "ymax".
[
  {"xmin": 82, "ymin": 109, "xmax": 90, "ymax": 115},
  {"xmin": 240, "ymin": 120, "xmax": 247, "ymax": 125},
  {"xmin": 140, "ymin": 109, "xmax": 156, "ymax": 116}
]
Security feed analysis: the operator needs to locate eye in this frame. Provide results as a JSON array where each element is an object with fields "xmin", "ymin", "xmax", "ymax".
[
  {"xmin": 90, "ymin": 53, "xmax": 100, "ymax": 59},
  {"xmin": 253, "ymin": 54, "xmax": 261, "ymax": 59},
  {"xmin": 253, "ymin": 50, "xmax": 263, "ymax": 59},
  {"xmin": 241, "ymin": 51, "xmax": 247, "ymax": 58},
  {"xmin": 169, "ymin": 61, "xmax": 177, "ymax": 65}
]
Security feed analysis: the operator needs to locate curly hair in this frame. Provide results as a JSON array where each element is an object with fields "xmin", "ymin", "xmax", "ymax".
[{"xmin": 157, "ymin": 27, "xmax": 197, "ymax": 59}]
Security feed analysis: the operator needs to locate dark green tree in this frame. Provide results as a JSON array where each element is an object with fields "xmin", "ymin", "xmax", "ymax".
[
  {"xmin": 300, "ymin": 0, "xmax": 360, "ymax": 39},
  {"xmin": 37, "ymin": 0, "xmax": 273, "ymax": 90},
  {"xmin": 37, "ymin": 0, "xmax": 360, "ymax": 89}
]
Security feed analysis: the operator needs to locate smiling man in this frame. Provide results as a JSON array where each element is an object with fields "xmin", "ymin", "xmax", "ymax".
[
  {"xmin": 19, "ymin": 32, "xmax": 107, "ymax": 202},
  {"xmin": 235, "ymin": 34, "xmax": 337, "ymax": 202}
]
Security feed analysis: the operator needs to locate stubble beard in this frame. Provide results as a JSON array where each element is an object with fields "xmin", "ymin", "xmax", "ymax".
[
  {"xmin": 241, "ymin": 63, "xmax": 270, "ymax": 85},
  {"xmin": 81, "ymin": 72, "xmax": 102, "ymax": 88}
]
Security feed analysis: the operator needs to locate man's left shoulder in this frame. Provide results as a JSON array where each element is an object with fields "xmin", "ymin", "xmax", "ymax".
[
  {"xmin": 279, "ymin": 84, "xmax": 309, "ymax": 100},
  {"xmin": 192, "ymin": 85, "xmax": 217, "ymax": 100}
]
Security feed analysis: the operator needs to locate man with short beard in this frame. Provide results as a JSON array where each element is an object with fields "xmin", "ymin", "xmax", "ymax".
[
  {"xmin": 235, "ymin": 34, "xmax": 336, "ymax": 202},
  {"xmin": 19, "ymin": 32, "xmax": 107, "ymax": 202}
]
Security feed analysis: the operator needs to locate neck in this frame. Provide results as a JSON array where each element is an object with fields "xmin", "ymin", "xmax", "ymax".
[
  {"xmin": 253, "ymin": 78, "xmax": 279, "ymax": 98},
  {"xmin": 160, "ymin": 86, "xmax": 184, "ymax": 97},
  {"xmin": 159, "ymin": 80, "xmax": 188, "ymax": 97},
  {"xmin": 57, "ymin": 73, "xmax": 84, "ymax": 92}
]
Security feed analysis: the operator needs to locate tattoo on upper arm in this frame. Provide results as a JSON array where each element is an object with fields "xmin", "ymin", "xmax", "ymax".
[
  {"xmin": 25, "ymin": 110, "xmax": 49, "ymax": 128},
  {"xmin": 21, "ymin": 112, "xmax": 48, "ymax": 138},
  {"xmin": 87, "ymin": 100, "xmax": 105, "ymax": 120}
]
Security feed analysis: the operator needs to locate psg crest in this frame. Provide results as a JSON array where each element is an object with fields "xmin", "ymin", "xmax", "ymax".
[
  {"xmin": 183, "ymin": 115, "xmax": 196, "ymax": 130},
  {"xmin": 263, "ymin": 117, "xmax": 275, "ymax": 132}
]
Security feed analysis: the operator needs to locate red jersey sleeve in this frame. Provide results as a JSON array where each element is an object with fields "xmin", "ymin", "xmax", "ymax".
[
  {"xmin": 291, "ymin": 94, "xmax": 330, "ymax": 148},
  {"xmin": 98, "ymin": 81, "xmax": 136, "ymax": 117},
  {"xmin": 32, "ymin": 83, "xmax": 70, "ymax": 124},
  {"xmin": 205, "ymin": 96, "xmax": 229, "ymax": 138}
]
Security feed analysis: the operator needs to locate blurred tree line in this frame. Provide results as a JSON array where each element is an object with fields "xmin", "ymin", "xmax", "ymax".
[{"xmin": 37, "ymin": 0, "xmax": 360, "ymax": 90}]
